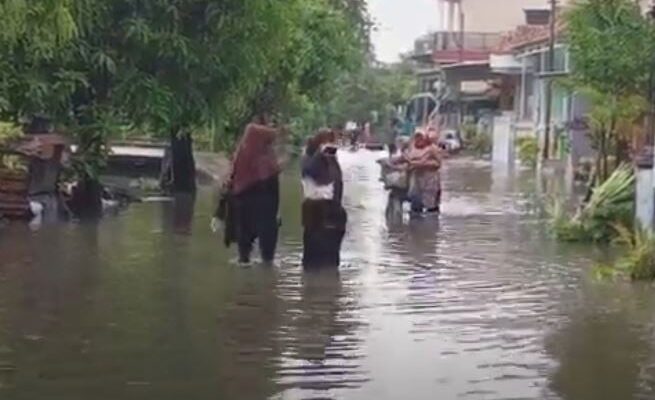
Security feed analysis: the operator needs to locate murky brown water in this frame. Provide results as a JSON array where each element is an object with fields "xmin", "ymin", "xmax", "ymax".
[{"xmin": 2, "ymin": 150, "xmax": 655, "ymax": 400}]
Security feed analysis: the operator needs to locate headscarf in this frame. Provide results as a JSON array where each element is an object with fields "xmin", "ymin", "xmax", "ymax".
[
  {"xmin": 426, "ymin": 126, "xmax": 440, "ymax": 144},
  {"xmin": 302, "ymin": 128, "xmax": 343, "ymax": 202},
  {"xmin": 408, "ymin": 131, "xmax": 441, "ymax": 169},
  {"xmin": 230, "ymin": 123, "xmax": 280, "ymax": 195},
  {"xmin": 412, "ymin": 130, "xmax": 428, "ymax": 149},
  {"xmin": 396, "ymin": 136, "xmax": 411, "ymax": 153}
]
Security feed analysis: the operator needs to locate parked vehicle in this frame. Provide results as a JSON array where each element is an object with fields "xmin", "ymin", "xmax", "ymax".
[{"xmin": 440, "ymin": 130, "xmax": 462, "ymax": 153}]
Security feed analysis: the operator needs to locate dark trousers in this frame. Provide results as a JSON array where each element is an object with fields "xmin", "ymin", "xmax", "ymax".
[
  {"xmin": 302, "ymin": 200, "xmax": 347, "ymax": 269},
  {"xmin": 303, "ymin": 228, "xmax": 345, "ymax": 269},
  {"xmin": 388, "ymin": 142, "xmax": 397, "ymax": 157},
  {"xmin": 234, "ymin": 177, "xmax": 280, "ymax": 263},
  {"xmin": 410, "ymin": 188, "xmax": 442, "ymax": 213}
]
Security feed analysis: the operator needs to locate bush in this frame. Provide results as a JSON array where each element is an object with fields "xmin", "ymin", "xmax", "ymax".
[
  {"xmin": 611, "ymin": 224, "xmax": 655, "ymax": 281},
  {"xmin": 461, "ymin": 123, "xmax": 478, "ymax": 140},
  {"xmin": 549, "ymin": 164, "xmax": 635, "ymax": 242},
  {"xmin": 0, "ymin": 122, "xmax": 26, "ymax": 172},
  {"xmin": 549, "ymin": 200, "xmax": 588, "ymax": 241},
  {"xmin": 468, "ymin": 132, "xmax": 492, "ymax": 157},
  {"xmin": 0, "ymin": 122, "xmax": 22, "ymax": 145},
  {"xmin": 516, "ymin": 136, "xmax": 538, "ymax": 168}
]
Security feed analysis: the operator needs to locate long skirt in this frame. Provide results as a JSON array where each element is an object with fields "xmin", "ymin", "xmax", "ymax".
[
  {"xmin": 232, "ymin": 176, "xmax": 280, "ymax": 263},
  {"xmin": 408, "ymin": 169, "xmax": 441, "ymax": 211},
  {"xmin": 302, "ymin": 199, "xmax": 347, "ymax": 269}
]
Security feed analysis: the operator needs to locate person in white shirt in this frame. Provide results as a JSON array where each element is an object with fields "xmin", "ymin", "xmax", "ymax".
[{"xmin": 301, "ymin": 129, "xmax": 347, "ymax": 269}]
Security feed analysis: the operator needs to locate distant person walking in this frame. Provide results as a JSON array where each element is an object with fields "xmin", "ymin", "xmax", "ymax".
[
  {"xmin": 388, "ymin": 117, "xmax": 402, "ymax": 156},
  {"xmin": 362, "ymin": 121, "xmax": 372, "ymax": 144},
  {"xmin": 301, "ymin": 129, "xmax": 347, "ymax": 269},
  {"xmin": 216, "ymin": 113, "xmax": 282, "ymax": 265}
]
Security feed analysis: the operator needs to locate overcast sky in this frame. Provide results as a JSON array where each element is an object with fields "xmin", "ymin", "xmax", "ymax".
[{"xmin": 368, "ymin": 0, "xmax": 440, "ymax": 63}]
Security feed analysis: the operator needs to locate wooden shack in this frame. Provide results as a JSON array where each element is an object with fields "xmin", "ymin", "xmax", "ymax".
[
  {"xmin": 0, "ymin": 168, "xmax": 30, "ymax": 219},
  {"xmin": 0, "ymin": 133, "xmax": 68, "ymax": 220}
]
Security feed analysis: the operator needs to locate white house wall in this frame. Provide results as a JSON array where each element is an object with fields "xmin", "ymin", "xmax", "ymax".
[{"xmin": 458, "ymin": 0, "xmax": 551, "ymax": 33}]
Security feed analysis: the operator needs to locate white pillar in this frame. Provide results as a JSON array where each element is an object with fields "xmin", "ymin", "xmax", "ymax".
[
  {"xmin": 440, "ymin": 1, "xmax": 448, "ymax": 31},
  {"xmin": 493, "ymin": 113, "xmax": 515, "ymax": 166},
  {"xmin": 637, "ymin": 164, "xmax": 654, "ymax": 230},
  {"xmin": 453, "ymin": 1, "xmax": 462, "ymax": 32},
  {"xmin": 519, "ymin": 57, "xmax": 527, "ymax": 120},
  {"xmin": 447, "ymin": 1, "xmax": 455, "ymax": 32}
]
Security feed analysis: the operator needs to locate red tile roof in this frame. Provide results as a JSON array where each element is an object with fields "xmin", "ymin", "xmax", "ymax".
[
  {"xmin": 433, "ymin": 49, "xmax": 492, "ymax": 64},
  {"xmin": 496, "ymin": 21, "xmax": 566, "ymax": 53}
]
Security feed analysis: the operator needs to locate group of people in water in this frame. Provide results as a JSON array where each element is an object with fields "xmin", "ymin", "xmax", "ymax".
[
  {"xmin": 387, "ymin": 127, "xmax": 443, "ymax": 215},
  {"xmin": 213, "ymin": 113, "xmax": 443, "ymax": 269}
]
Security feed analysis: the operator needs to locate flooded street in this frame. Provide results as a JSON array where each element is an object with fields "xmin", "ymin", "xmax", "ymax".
[{"xmin": 2, "ymin": 150, "xmax": 655, "ymax": 400}]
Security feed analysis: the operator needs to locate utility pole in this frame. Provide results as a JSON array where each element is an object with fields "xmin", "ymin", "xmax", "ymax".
[
  {"xmin": 543, "ymin": 0, "xmax": 557, "ymax": 160},
  {"xmin": 648, "ymin": 4, "xmax": 655, "ymax": 146}
]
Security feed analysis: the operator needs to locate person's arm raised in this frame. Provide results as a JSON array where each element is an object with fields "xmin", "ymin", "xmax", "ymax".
[{"xmin": 247, "ymin": 122, "xmax": 278, "ymax": 140}]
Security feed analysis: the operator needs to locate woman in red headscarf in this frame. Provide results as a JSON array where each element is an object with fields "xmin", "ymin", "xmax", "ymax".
[{"xmin": 216, "ymin": 113, "xmax": 282, "ymax": 264}]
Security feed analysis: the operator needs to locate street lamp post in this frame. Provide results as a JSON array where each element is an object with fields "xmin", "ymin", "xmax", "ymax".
[{"xmin": 648, "ymin": 4, "xmax": 655, "ymax": 146}]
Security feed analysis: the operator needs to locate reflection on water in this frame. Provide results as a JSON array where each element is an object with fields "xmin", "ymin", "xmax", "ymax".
[
  {"xmin": 162, "ymin": 194, "xmax": 196, "ymax": 235},
  {"xmin": 546, "ymin": 284, "xmax": 655, "ymax": 400},
  {"xmin": 1, "ymin": 151, "xmax": 655, "ymax": 399}
]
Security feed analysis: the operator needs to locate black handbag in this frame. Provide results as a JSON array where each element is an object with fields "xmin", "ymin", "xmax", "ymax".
[
  {"xmin": 216, "ymin": 189, "xmax": 230, "ymax": 221},
  {"xmin": 214, "ymin": 176, "xmax": 236, "ymax": 247},
  {"xmin": 215, "ymin": 174, "xmax": 233, "ymax": 221}
]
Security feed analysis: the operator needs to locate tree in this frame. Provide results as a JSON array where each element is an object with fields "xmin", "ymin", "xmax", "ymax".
[
  {"xmin": 0, "ymin": 1, "xmax": 112, "ymax": 216},
  {"xmin": 566, "ymin": 0, "xmax": 655, "ymax": 180},
  {"xmin": 0, "ymin": 0, "xmax": 370, "ymax": 204},
  {"xmin": 567, "ymin": 0, "xmax": 653, "ymax": 97},
  {"xmin": 325, "ymin": 62, "xmax": 416, "ymax": 132},
  {"xmin": 221, "ymin": 0, "xmax": 368, "ymax": 148},
  {"xmin": 85, "ymin": 0, "xmax": 368, "ymax": 191},
  {"xmin": 105, "ymin": 1, "xmax": 304, "ymax": 192}
]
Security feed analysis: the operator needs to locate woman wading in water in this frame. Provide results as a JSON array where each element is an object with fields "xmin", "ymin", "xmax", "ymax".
[
  {"xmin": 407, "ymin": 130, "xmax": 442, "ymax": 215},
  {"xmin": 301, "ymin": 129, "xmax": 347, "ymax": 269},
  {"xmin": 215, "ymin": 114, "xmax": 283, "ymax": 265}
]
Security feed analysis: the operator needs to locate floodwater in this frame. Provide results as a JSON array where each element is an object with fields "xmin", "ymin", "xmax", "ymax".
[{"xmin": 1, "ymin": 150, "xmax": 655, "ymax": 400}]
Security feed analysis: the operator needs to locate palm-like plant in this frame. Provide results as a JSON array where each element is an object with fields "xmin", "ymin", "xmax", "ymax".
[
  {"xmin": 551, "ymin": 164, "xmax": 635, "ymax": 242},
  {"xmin": 612, "ymin": 224, "xmax": 655, "ymax": 280}
]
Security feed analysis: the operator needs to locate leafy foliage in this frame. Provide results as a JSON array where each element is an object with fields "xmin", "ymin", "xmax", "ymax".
[
  {"xmin": 566, "ymin": 0, "xmax": 655, "ymax": 97},
  {"xmin": 0, "ymin": 122, "xmax": 22, "ymax": 144},
  {"xmin": 0, "ymin": 0, "xmax": 371, "ymax": 183},
  {"xmin": 611, "ymin": 224, "xmax": 655, "ymax": 281},
  {"xmin": 550, "ymin": 164, "xmax": 635, "ymax": 242},
  {"xmin": 0, "ymin": 121, "xmax": 24, "ymax": 171},
  {"xmin": 565, "ymin": 0, "xmax": 654, "ymax": 181},
  {"xmin": 325, "ymin": 63, "xmax": 416, "ymax": 129},
  {"xmin": 467, "ymin": 132, "xmax": 492, "ymax": 158},
  {"xmin": 243, "ymin": 0, "xmax": 366, "ymax": 137},
  {"xmin": 517, "ymin": 136, "xmax": 539, "ymax": 168}
]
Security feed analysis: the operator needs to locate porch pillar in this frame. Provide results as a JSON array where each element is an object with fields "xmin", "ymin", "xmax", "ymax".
[
  {"xmin": 519, "ymin": 57, "xmax": 527, "ymax": 120},
  {"xmin": 637, "ymin": 156, "xmax": 654, "ymax": 230}
]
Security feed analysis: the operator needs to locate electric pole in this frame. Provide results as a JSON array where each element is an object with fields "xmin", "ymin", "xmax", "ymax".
[
  {"xmin": 543, "ymin": 0, "xmax": 557, "ymax": 160},
  {"xmin": 648, "ymin": 4, "xmax": 655, "ymax": 147}
]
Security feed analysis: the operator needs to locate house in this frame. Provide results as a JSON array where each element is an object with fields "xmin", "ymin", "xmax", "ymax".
[
  {"xmin": 408, "ymin": 1, "xmax": 553, "ymax": 133},
  {"xmin": 490, "ymin": 18, "xmax": 578, "ymax": 155},
  {"xmin": 491, "ymin": 0, "xmax": 653, "ymax": 165},
  {"xmin": 449, "ymin": 0, "xmax": 550, "ymax": 33}
]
